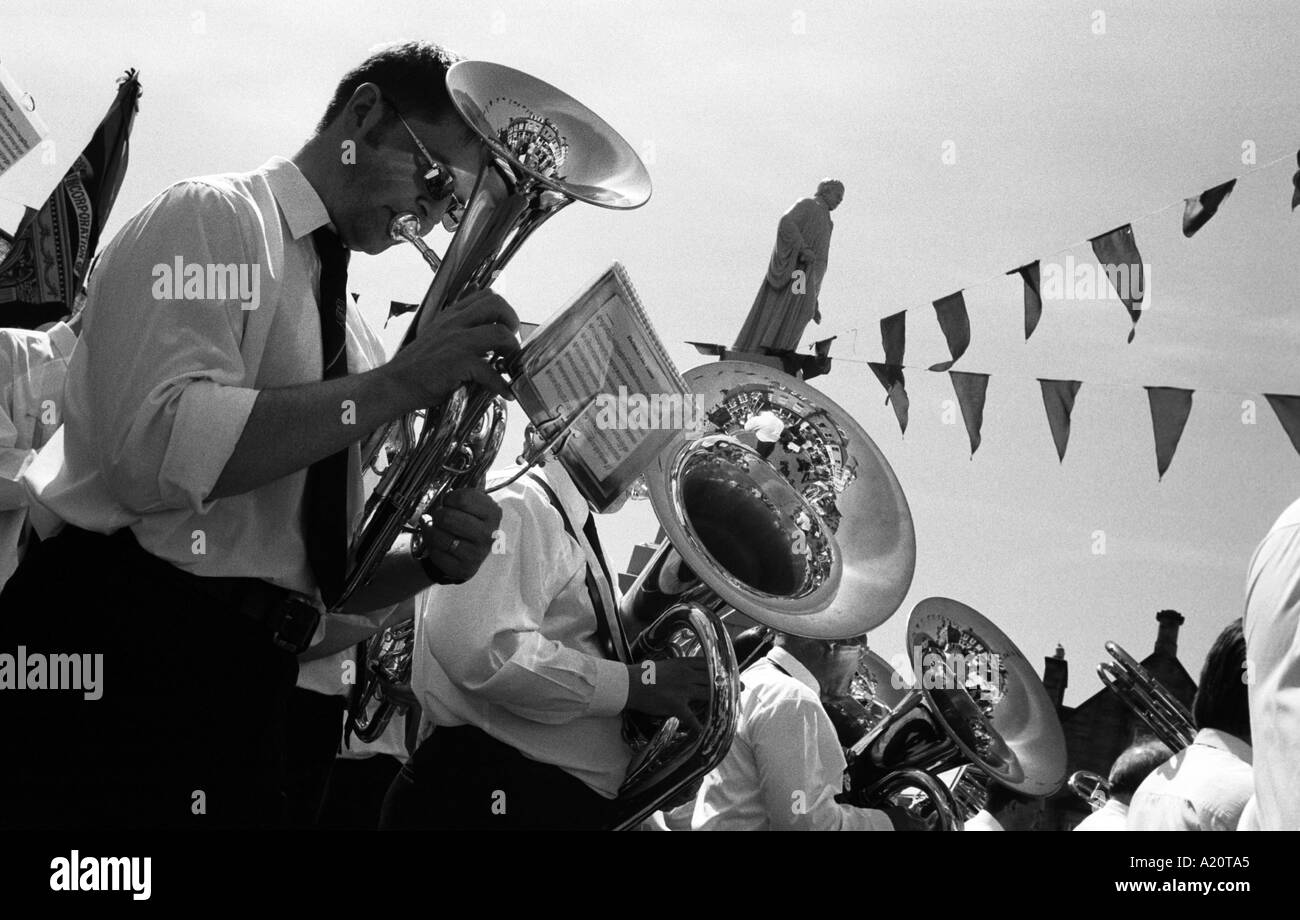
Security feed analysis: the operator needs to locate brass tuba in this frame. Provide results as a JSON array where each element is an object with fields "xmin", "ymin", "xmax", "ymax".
[
  {"xmin": 343, "ymin": 60, "xmax": 651, "ymax": 742},
  {"xmin": 840, "ymin": 597, "xmax": 1068, "ymax": 830},
  {"xmin": 1097, "ymin": 640, "xmax": 1195, "ymax": 752},
  {"xmin": 612, "ymin": 361, "xmax": 917, "ymax": 829}
]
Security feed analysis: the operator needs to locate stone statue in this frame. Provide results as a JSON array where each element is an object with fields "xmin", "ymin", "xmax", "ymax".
[{"xmin": 733, "ymin": 178, "xmax": 843, "ymax": 353}]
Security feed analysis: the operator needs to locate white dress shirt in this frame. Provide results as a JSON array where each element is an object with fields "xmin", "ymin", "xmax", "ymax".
[
  {"xmin": 1126, "ymin": 729, "xmax": 1254, "ymax": 831},
  {"xmin": 691, "ymin": 646, "xmax": 894, "ymax": 831},
  {"xmin": 963, "ymin": 809, "xmax": 1005, "ymax": 831},
  {"xmin": 0, "ymin": 321, "xmax": 75, "ymax": 589},
  {"xmin": 22, "ymin": 157, "xmax": 367, "ymax": 600},
  {"xmin": 412, "ymin": 465, "xmax": 631, "ymax": 799},
  {"xmin": 1073, "ymin": 797, "xmax": 1129, "ymax": 831},
  {"xmin": 1243, "ymin": 496, "xmax": 1300, "ymax": 830}
]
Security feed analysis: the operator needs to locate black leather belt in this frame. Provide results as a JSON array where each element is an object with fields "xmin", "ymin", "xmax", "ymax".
[{"xmin": 105, "ymin": 528, "xmax": 320, "ymax": 654}]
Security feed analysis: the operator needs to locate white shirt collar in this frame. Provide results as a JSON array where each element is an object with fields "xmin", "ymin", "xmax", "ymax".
[
  {"xmin": 1193, "ymin": 727, "xmax": 1253, "ymax": 765},
  {"xmin": 765, "ymin": 646, "xmax": 820, "ymax": 695},
  {"xmin": 45, "ymin": 321, "xmax": 76, "ymax": 360},
  {"xmin": 261, "ymin": 156, "xmax": 332, "ymax": 240}
]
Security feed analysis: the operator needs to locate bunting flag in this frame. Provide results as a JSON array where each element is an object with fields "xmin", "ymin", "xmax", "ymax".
[
  {"xmin": 868, "ymin": 362, "xmax": 909, "ymax": 435},
  {"xmin": 0, "ymin": 70, "xmax": 141, "ymax": 329},
  {"xmin": 351, "ymin": 292, "xmax": 359, "ymax": 303},
  {"xmin": 1038, "ymin": 379, "xmax": 1083, "ymax": 462},
  {"xmin": 1145, "ymin": 387, "xmax": 1194, "ymax": 479},
  {"xmin": 1265, "ymin": 394, "xmax": 1300, "ymax": 459},
  {"xmin": 1009, "ymin": 261, "xmax": 1042, "ymax": 341},
  {"xmin": 1292, "ymin": 151, "xmax": 1300, "ymax": 211},
  {"xmin": 928, "ymin": 291, "xmax": 970, "ymax": 372},
  {"xmin": 1089, "ymin": 224, "xmax": 1146, "ymax": 343},
  {"xmin": 1182, "ymin": 179, "xmax": 1236, "ymax": 238},
  {"xmin": 881, "ymin": 310, "xmax": 906, "ymax": 365},
  {"xmin": 949, "ymin": 371, "xmax": 989, "ymax": 456},
  {"xmin": 388, "ymin": 299, "xmax": 418, "ymax": 320}
]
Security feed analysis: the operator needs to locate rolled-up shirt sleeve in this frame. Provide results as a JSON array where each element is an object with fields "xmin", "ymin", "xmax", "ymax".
[
  {"xmin": 85, "ymin": 181, "xmax": 261, "ymax": 514},
  {"xmin": 423, "ymin": 489, "xmax": 629, "ymax": 723}
]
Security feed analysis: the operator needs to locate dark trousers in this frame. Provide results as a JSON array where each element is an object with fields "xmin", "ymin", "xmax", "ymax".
[
  {"xmin": 379, "ymin": 725, "xmax": 617, "ymax": 830},
  {"xmin": 318, "ymin": 753, "xmax": 403, "ymax": 829},
  {"xmin": 0, "ymin": 526, "xmax": 298, "ymax": 828},
  {"xmin": 284, "ymin": 688, "xmax": 347, "ymax": 827}
]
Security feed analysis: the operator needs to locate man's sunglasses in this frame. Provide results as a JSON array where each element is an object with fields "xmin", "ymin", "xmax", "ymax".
[{"xmin": 388, "ymin": 101, "xmax": 466, "ymax": 232}]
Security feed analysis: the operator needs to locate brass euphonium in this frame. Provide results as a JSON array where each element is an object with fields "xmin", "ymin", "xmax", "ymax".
[
  {"xmin": 840, "ymin": 598, "xmax": 1068, "ymax": 831},
  {"xmin": 343, "ymin": 60, "xmax": 651, "ymax": 742},
  {"xmin": 612, "ymin": 361, "xmax": 917, "ymax": 829}
]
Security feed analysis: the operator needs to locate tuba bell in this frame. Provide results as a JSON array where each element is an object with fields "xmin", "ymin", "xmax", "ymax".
[
  {"xmin": 839, "ymin": 597, "xmax": 1068, "ymax": 830},
  {"xmin": 611, "ymin": 361, "xmax": 917, "ymax": 829},
  {"xmin": 343, "ymin": 60, "xmax": 651, "ymax": 742}
]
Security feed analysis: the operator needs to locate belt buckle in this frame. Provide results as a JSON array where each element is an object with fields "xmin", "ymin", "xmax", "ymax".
[{"xmin": 269, "ymin": 594, "xmax": 322, "ymax": 654}]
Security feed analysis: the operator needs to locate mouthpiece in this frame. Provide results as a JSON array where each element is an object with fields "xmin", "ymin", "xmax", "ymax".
[{"xmin": 388, "ymin": 212, "xmax": 442, "ymax": 272}]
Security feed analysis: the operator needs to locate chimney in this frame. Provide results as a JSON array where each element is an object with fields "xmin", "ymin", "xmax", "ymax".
[
  {"xmin": 1154, "ymin": 609, "xmax": 1185, "ymax": 658},
  {"xmin": 1042, "ymin": 644, "xmax": 1068, "ymax": 708}
]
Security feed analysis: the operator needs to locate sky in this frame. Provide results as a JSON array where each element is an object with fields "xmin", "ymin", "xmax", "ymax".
[{"xmin": 2, "ymin": 0, "xmax": 1298, "ymax": 706}]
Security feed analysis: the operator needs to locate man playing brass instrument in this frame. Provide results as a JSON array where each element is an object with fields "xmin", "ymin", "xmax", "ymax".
[
  {"xmin": 0, "ymin": 41, "xmax": 515, "ymax": 827},
  {"xmin": 690, "ymin": 632, "xmax": 906, "ymax": 831},
  {"xmin": 380, "ymin": 461, "xmax": 711, "ymax": 830}
]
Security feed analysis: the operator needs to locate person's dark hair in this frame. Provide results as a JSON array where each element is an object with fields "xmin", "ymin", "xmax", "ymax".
[
  {"xmin": 1107, "ymin": 739, "xmax": 1172, "ymax": 796},
  {"xmin": 1191, "ymin": 618, "xmax": 1250, "ymax": 742},
  {"xmin": 316, "ymin": 41, "xmax": 464, "ymax": 134}
]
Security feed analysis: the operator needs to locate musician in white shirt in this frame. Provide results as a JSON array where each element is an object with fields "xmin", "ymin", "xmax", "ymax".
[
  {"xmin": 1242, "ymin": 496, "xmax": 1300, "ymax": 829},
  {"xmin": 691, "ymin": 632, "xmax": 899, "ymax": 831},
  {"xmin": 0, "ymin": 41, "xmax": 514, "ymax": 828},
  {"xmin": 0, "ymin": 316, "xmax": 77, "ymax": 591},
  {"xmin": 1127, "ymin": 620, "xmax": 1254, "ymax": 831},
  {"xmin": 380, "ymin": 463, "xmax": 710, "ymax": 829},
  {"xmin": 1073, "ymin": 739, "xmax": 1171, "ymax": 832}
]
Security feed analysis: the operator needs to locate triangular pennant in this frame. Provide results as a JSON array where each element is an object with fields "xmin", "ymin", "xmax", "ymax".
[
  {"xmin": 1292, "ymin": 151, "xmax": 1300, "ymax": 211},
  {"xmin": 1008, "ymin": 261, "xmax": 1042, "ymax": 341},
  {"xmin": 868, "ymin": 362, "xmax": 909, "ymax": 435},
  {"xmin": 1089, "ymin": 224, "xmax": 1146, "ymax": 343},
  {"xmin": 949, "ymin": 371, "xmax": 989, "ymax": 456},
  {"xmin": 1265, "ymin": 394, "xmax": 1300, "ymax": 459},
  {"xmin": 388, "ymin": 299, "xmax": 418, "ymax": 320},
  {"xmin": 881, "ymin": 311, "xmax": 906, "ymax": 366},
  {"xmin": 351, "ymin": 291, "xmax": 360, "ymax": 303},
  {"xmin": 1182, "ymin": 179, "xmax": 1236, "ymax": 238},
  {"xmin": 1038, "ymin": 379, "xmax": 1082, "ymax": 462},
  {"xmin": 928, "ymin": 291, "xmax": 970, "ymax": 372},
  {"xmin": 1145, "ymin": 387, "xmax": 1194, "ymax": 480}
]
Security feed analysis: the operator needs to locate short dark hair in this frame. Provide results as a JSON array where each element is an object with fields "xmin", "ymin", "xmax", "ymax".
[
  {"xmin": 316, "ymin": 41, "xmax": 464, "ymax": 134},
  {"xmin": 1107, "ymin": 739, "xmax": 1172, "ymax": 796},
  {"xmin": 1192, "ymin": 618, "xmax": 1250, "ymax": 742}
]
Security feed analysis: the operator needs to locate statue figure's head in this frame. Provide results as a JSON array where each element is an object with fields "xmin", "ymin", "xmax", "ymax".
[{"xmin": 816, "ymin": 178, "xmax": 845, "ymax": 210}]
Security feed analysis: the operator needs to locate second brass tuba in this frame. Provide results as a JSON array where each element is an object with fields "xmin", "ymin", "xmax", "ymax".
[{"xmin": 612, "ymin": 361, "xmax": 917, "ymax": 829}]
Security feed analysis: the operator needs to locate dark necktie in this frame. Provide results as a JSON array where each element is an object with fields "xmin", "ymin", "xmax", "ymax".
[{"xmin": 305, "ymin": 226, "xmax": 351, "ymax": 607}]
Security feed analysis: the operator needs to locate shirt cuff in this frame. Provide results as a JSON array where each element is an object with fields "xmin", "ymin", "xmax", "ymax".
[
  {"xmin": 159, "ymin": 380, "xmax": 259, "ymax": 511},
  {"xmin": 588, "ymin": 656, "xmax": 630, "ymax": 717}
]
